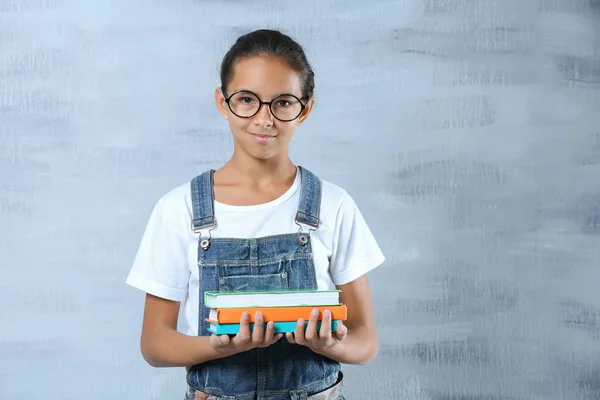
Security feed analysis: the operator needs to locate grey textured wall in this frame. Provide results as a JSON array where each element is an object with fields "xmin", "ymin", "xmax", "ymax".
[{"xmin": 1, "ymin": 1, "xmax": 599, "ymax": 399}]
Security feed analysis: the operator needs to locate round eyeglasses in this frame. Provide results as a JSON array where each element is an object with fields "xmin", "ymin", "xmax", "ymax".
[{"xmin": 223, "ymin": 90, "xmax": 306, "ymax": 122}]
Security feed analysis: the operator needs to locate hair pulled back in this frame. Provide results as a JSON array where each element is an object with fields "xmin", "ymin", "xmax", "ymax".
[{"xmin": 220, "ymin": 29, "xmax": 315, "ymax": 100}]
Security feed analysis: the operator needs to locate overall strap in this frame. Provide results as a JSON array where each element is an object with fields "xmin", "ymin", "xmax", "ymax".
[
  {"xmin": 295, "ymin": 166, "xmax": 322, "ymax": 229},
  {"xmin": 190, "ymin": 170, "xmax": 217, "ymax": 233}
]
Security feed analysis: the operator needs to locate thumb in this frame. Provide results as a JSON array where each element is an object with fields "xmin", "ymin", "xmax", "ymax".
[
  {"xmin": 210, "ymin": 334, "xmax": 230, "ymax": 348},
  {"xmin": 334, "ymin": 324, "xmax": 348, "ymax": 341},
  {"xmin": 285, "ymin": 332, "xmax": 296, "ymax": 344}
]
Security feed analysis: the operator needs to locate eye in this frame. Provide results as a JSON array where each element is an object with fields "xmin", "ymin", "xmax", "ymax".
[
  {"xmin": 240, "ymin": 97, "xmax": 255, "ymax": 104},
  {"xmin": 276, "ymin": 100, "xmax": 291, "ymax": 107}
]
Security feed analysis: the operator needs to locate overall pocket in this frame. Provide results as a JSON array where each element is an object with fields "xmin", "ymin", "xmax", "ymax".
[
  {"xmin": 219, "ymin": 272, "xmax": 289, "ymax": 292},
  {"xmin": 216, "ymin": 258, "xmax": 291, "ymax": 292}
]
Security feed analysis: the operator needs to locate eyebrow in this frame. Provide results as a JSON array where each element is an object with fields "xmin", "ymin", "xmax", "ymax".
[{"xmin": 231, "ymin": 88, "xmax": 301, "ymax": 99}]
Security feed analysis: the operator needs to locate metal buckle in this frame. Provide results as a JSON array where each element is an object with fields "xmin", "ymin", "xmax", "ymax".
[
  {"xmin": 191, "ymin": 217, "xmax": 216, "ymax": 233},
  {"xmin": 295, "ymin": 211, "xmax": 319, "ymax": 228},
  {"xmin": 192, "ymin": 217, "xmax": 217, "ymax": 250},
  {"xmin": 295, "ymin": 211, "xmax": 318, "ymax": 246}
]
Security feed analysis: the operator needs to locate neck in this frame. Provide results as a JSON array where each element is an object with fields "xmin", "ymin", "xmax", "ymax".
[{"xmin": 220, "ymin": 151, "xmax": 297, "ymax": 183}]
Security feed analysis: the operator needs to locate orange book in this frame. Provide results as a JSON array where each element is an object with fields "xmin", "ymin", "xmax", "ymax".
[{"xmin": 206, "ymin": 304, "xmax": 347, "ymax": 324}]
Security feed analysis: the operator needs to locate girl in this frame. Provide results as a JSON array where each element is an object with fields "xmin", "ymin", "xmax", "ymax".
[{"xmin": 126, "ymin": 29, "xmax": 385, "ymax": 400}]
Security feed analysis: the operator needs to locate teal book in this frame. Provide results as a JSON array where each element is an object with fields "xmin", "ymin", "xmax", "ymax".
[{"xmin": 208, "ymin": 320, "xmax": 342, "ymax": 335}]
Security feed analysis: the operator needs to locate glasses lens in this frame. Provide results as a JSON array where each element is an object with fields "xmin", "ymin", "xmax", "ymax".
[
  {"xmin": 229, "ymin": 92, "xmax": 260, "ymax": 117},
  {"xmin": 271, "ymin": 94, "xmax": 302, "ymax": 121}
]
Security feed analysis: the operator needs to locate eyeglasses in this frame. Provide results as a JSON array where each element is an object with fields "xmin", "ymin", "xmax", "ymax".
[{"xmin": 223, "ymin": 89, "xmax": 306, "ymax": 122}]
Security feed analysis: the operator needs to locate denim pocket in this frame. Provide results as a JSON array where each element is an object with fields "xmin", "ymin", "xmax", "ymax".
[
  {"xmin": 219, "ymin": 273, "xmax": 288, "ymax": 292},
  {"xmin": 280, "ymin": 257, "xmax": 317, "ymax": 290}
]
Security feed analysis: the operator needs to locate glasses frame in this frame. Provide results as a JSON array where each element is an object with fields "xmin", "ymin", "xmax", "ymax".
[{"xmin": 223, "ymin": 89, "xmax": 307, "ymax": 122}]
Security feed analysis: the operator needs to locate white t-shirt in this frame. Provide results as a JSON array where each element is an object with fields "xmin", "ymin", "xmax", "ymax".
[{"xmin": 126, "ymin": 168, "xmax": 385, "ymax": 336}]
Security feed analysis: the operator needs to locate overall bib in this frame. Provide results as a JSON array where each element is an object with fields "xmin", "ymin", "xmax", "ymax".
[{"xmin": 185, "ymin": 166, "xmax": 344, "ymax": 400}]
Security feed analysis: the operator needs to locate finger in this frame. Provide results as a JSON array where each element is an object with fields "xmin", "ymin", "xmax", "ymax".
[
  {"xmin": 220, "ymin": 334, "xmax": 231, "ymax": 345},
  {"xmin": 266, "ymin": 332, "xmax": 283, "ymax": 346},
  {"xmin": 285, "ymin": 332, "xmax": 296, "ymax": 344},
  {"xmin": 263, "ymin": 320, "xmax": 275, "ymax": 343},
  {"xmin": 319, "ymin": 309, "xmax": 332, "ymax": 340},
  {"xmin": 294, "ymin": 318, "xmax": 306, "ymax": 345},
  {"xmin": 304, "ymin": 309, "xmax": 320, "ymax": 341},
  {"xmin": 334, "ymin": 322, "xmax": 348, "ymax": 342},
  {"xmin": 209, "ymin": 334, "xmax": 225, "ymax": 348},
  {"xmin": 209, "ymin": 333, "xmax": 231, "ymax": 348},
  {"xmin": 232, "ymin": 312, "xmax": 251, "ymax": 346},
  {"xmin": 251, "ymin": 311, "xmax": 265, "ymax": 344},
  {"xmin": 273, "ymin": 333, "xmax": 284, "ymax": 343}
]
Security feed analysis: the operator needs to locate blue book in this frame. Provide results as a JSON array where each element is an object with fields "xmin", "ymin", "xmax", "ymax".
[{"xmin": 208, "ymin": 320, "xmax": 342, "ymax": 335}]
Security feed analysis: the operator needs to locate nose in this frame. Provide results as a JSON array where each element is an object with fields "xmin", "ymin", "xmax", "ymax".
[{"xmin": 253, "ymin": 102, "xmax": 273, "ymax": 128}]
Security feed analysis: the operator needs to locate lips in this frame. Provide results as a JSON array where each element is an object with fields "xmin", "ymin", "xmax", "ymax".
[
  {"xmin": 248, "ymin": 132, "xmax": 276, "ymax": 143},
  {"xmin": 249, "ymin": 132, "xmax": 275, "ymax": 137}
]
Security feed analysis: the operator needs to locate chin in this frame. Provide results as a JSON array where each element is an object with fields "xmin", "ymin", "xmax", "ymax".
[
  {"xmin": 233, "ymin": 136, "xmax": 287, "ymax": 161},
  {"xmin": 249, "ymin": 150, "xmax": 280, "ymax": 161}
]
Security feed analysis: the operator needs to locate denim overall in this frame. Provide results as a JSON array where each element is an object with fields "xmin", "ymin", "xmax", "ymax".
[{"xmin": 185, "ymin": 166, "xmax": 343, "ymax": 400}]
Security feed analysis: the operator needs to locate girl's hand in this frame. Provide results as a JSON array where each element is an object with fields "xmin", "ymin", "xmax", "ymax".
[
  {"xmin": 285, "ymin": 308, "xmax": 348, "ymax": 355},
  {"xmin": 209, "ymin": 312, "xmax": 283, "ymax": 355}
]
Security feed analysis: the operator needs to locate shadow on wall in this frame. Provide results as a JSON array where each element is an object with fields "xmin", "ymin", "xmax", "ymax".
[
  {"xmin": 554, "ymin": 55, "xmax": 600, "ymax": 84},
  {"xmin": 426, "ymin": 393, "xmax": 517, "ymax": 400},
  {"xmin": 560, "ymin": 299, "xmax": 600, "ymax": 339},
  {"xmin": 571, "ymin": 193, "xmax": 600, "ymax": 235}
]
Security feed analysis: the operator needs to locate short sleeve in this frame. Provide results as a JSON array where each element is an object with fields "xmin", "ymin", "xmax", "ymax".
[
  {"xmin": 329, "ymin": 192, "xmax": 386, "ymax": 286},
  {"xmin": 125, "ymin": 194, "xmax": 190, "ymax": 301}
]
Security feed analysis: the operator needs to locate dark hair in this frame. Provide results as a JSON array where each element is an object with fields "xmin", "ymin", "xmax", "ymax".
[{"xmin": 220, "ymin": 29, "xmax": 315, "ymax": 100}]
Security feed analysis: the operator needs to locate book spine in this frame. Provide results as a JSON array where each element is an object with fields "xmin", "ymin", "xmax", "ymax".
[
  {"xmin": 204, "ymin": 291, "xmax": 340, "ymax": 309},
  {"xmin": 208, "ymin": 320, "xmax": 342, "ymax": 335},
  {"xmin": 208, "ymin": 305, "xmax": 347, "ymax": 324}
]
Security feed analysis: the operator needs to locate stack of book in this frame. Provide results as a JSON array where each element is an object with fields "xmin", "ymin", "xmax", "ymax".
[{"xmin": 204, "ymin": 289, "xmax": 347, "ymax": 335}]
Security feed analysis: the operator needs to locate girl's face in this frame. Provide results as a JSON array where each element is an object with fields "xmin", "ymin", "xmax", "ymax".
[{"xmin": 215, "ymin": 55, "xmax": 314, "ymax": 162}]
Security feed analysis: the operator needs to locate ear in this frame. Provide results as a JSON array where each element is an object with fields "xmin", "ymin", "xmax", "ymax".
[
  {"xmin": 295, "ymin": 97, "xmax": 315, "ymax": 126},
  {"xmin": 214, "ymin": 87, "xmax": 229, "ymax": 120}
]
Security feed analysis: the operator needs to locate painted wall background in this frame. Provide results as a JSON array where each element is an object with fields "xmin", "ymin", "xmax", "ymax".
[{"xmin": 1, "ymin": 1, "xmax": 599, "ymax": 399}]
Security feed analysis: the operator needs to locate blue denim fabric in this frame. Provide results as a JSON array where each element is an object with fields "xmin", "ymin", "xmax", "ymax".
[{"xmin": 186, "ymin": 166, "xmax": 341, "ymax": 400}]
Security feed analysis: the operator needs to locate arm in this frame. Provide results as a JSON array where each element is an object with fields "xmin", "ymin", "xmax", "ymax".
[
  {"xmin": 285, "ymin": 274, "xmax": 379, "ymax": 365},
  {"xmin": 140, "ymin": 294, "xmax": 224, "ymax": 367},
  {"xmin": 286, "ymin": 190, "xmax": 384, "ymax": 364},
  {"xmin": 140, "ymin": 293, "xmax": 283, "ymax": 368},
  {"xmin": 323, "ymin": 274, "xmax": 379, "ymax": 364}
]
